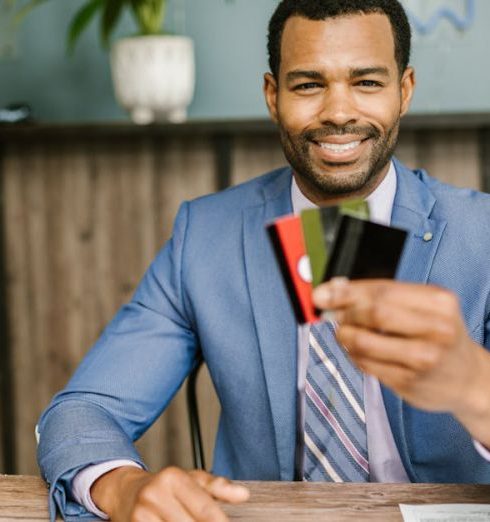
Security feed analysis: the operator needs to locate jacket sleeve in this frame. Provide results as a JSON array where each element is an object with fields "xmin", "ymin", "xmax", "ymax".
[{"xmin": 37, "ymin": 202, "xmax": 200, "ymax": 521}]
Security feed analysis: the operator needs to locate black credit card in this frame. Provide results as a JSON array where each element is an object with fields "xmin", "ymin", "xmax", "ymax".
[{"xmin": 323, "ymin": 215, "xmax": 408, "ymax": 280}]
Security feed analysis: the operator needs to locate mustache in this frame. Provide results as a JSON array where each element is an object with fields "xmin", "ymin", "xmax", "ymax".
[{"xmin": 302, "ymin": 124, "xmax": 380, "ymax": 142}]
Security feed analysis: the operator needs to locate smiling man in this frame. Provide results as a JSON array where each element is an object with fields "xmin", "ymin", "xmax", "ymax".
[
  {"xmin": 264, "ymin": 6, "xmax": 414, "ymax": 203},
  {"xmin": 38, "ymin": 1, "xmax": 490, "ymax": 521}
]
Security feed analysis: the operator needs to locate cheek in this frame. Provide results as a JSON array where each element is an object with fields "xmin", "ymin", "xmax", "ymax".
[
  {"xmin": 278, "ymin": 94, "xmax": 324, "ymax": 132},
  {"xmin": 355, "ymin": 91, "xmax": 402, "ymax": 133}
]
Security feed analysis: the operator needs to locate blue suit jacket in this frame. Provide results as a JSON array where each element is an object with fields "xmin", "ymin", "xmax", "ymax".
[{"xmin": 38, "ymin": 159, "xmax": 490, "ymax": 520}]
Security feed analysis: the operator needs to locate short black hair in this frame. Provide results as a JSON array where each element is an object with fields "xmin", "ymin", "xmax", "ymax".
[{"xmin": 267, "ymin": 0, "xmax": 411, "ymax": 78}]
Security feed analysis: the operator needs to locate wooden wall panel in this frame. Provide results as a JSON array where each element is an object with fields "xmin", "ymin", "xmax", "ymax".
[
  {"xmin": 0, "ymin": 408, "xmax": 2, "ymax": 472},
  {"xmin": 231, "ymin": 135, "xmax": 286, "ymax": 186},
  {"xmin": 395, "ymin": 130, "xmax": 419, "ymax": 170},
  {"xmin": 412, "ymin": 129, "xmax": 481, "ymax": 190},
  {"xmin": 2, "ymin": 135, "xmax": 218, "ymax": 474}
]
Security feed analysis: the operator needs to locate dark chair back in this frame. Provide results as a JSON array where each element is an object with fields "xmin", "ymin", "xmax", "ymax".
[{"xmin": 186, "ymin": 355, "xmax": 205, "ymax": 470}]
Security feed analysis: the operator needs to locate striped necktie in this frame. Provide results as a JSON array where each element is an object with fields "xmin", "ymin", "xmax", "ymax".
[{"xmin": 303, "ymin": 321, "xmax": 369, "ymax": 482}]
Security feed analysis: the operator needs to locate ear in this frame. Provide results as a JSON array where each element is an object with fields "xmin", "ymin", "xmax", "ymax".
[
  {"xmin": 263, "ymin": 72, "xmax": 279, "ymax": 123},
  {"xmin": 400, "ymin": 66, "xmax": 415, "ymax": 117}
]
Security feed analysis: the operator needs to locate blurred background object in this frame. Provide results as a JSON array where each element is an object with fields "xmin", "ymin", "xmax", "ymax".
[
  {"xmin": 110, "ymin": 34, "xmax": 194, "ymax": 124},
  {"xmin": 0, "ymin": 0, "xmax": 19, "ymax": 61},
  {"xmin": 0, "ymin": 103, "xmax": 32, "ymax": 123},
  {"xmin": 14, "ymin": 0, "xmax": 197, "ymax": 124}
]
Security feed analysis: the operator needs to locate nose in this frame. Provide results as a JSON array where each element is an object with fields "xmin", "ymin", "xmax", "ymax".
[{"xmin": 318, "ymin": 84, "xmax": 359, "ymax": 128}]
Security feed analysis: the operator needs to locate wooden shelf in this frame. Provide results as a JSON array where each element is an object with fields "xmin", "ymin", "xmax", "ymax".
[{"xmin": 1, "ymin": 113, "xmax": 490, "ymax": 141}]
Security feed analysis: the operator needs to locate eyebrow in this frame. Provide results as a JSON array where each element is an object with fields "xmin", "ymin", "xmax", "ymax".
[
  {"xmin": 285, "ymin": 70, "xmax": 324, "ymax": 83},
  {"xmin": 285, "ymin": 67, "xmax": 390, "ymax": 83},
  {"xmin": 350, "ymin": 67, "xmax": 390, "ymax": 79}
]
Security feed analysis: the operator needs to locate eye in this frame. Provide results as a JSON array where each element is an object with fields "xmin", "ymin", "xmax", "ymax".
[
  {"xmin": 293, "ymin": 82, "xmax": 322, "ymax": 91},
  {"xmin": 356, "ymin": 80, "xmax": 383, "ymax": 88}
]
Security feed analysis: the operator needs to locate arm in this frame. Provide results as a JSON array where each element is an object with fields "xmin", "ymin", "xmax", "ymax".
[
  {"xmin": 312, "ymin": 278, "xmax": 490, "ymax": 448},
  {"xmin": 37, "ymin": 202, "xmax": 249, "ymax": 521}
]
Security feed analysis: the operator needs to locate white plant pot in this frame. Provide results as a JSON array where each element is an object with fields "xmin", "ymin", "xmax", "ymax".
[{"xmin": 110, "ymin": 35, "xmax": 195, "ymax": 125}]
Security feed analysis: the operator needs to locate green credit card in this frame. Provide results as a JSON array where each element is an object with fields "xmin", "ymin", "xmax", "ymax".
[{"xmin": 300, "ymin": 199, "xmax": 369, "ymax": 287}]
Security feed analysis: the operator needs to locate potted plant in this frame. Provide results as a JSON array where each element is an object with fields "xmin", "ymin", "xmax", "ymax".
[{"xmin": 16, "ymin": 0, "xmax": 196, "ymax": 124}]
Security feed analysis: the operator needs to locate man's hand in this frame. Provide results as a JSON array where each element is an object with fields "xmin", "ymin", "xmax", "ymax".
[
  {"xmin": 90, "ymin": 465, "xmax": 250, "ymax": 522},
  {"xmin": 312, "ymin": 278, "xmax": 490, "ymax": 447}
]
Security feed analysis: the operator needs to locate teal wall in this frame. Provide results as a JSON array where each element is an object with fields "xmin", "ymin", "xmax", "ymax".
[{"xmin": 0, "ymin": 0, "xmax": 488, "ymax": 122}]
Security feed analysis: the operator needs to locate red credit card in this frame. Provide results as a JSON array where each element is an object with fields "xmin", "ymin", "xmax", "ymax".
[{"xmin": 267, "ymin": 215, "xmax": 320, "ymax": 324}]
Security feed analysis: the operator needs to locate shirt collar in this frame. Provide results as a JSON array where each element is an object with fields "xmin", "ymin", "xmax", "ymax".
[{"xmin": 291, "ymin": 162, "xmax": 397, "ymax": 226}]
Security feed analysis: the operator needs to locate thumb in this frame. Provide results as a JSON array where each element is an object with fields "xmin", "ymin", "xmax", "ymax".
[{"xmin": 190, "ymin": 471, "xmax": 250, "ymax": 503}]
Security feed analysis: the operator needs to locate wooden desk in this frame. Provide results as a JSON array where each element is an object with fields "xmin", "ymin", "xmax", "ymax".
[{"xmin": 1, "ymin": 475, "xmax": 489, "ymax": 521}]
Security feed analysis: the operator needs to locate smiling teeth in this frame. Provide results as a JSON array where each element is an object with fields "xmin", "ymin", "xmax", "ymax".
[{"xmin": 319, "ymin": 141, "xmax": 361, "ymax": 152}]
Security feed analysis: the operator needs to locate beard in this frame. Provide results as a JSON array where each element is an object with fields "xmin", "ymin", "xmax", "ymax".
[{"xmin": 278, "ymin": 120, "xmax": 400, "ymax": 198}]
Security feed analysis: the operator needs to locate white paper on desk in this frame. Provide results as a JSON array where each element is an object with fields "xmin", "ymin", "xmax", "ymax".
[{"xmin": 400, "ymin": 504, "xmax": 490, "ymax": 522}]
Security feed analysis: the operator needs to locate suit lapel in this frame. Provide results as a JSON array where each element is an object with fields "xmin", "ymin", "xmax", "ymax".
[
  {"xmin": 381, "ymin": 159, "xmax": 448, "ymax": 481},
  {"xmin": 243, "ymin": 168, "xmax": 298, "ymax": 480}
]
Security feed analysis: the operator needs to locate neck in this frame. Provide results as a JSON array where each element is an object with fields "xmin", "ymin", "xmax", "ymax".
[{"xmin": 293, "ymin": 164, "xmax": 391, "ymax": 206}]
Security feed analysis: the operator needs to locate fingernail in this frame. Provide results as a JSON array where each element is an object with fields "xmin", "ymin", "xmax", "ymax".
[
  {"xmin": 320, "ymin": 310, "xmax": 336, "ymax": 322},
  {"xmin": 229, "ymin": 484, "xmax": 250, "ymax": 499},
  {"xmin": 331, "ymin": 276, "xmax": 349, "ymax": 287},
  {"xmin": 313, "ymin": 285, "xmax": 332, "ymax": 305}
]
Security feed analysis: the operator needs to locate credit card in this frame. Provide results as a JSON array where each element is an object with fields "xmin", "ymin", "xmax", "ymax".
[
  {"xmin": 301, "ymin": 200, "xmax": 370, "ymax": 287},
  {"xmin": 324, "ymin": 215, "xmax": 407, "ymax": 280},
  {"xmin": 267, "ymin": 215, "xmax": 319, "ymax": 324},
  {"xmin": 267, "ymin": 200, "xmax": 408, "ymax": 324}
]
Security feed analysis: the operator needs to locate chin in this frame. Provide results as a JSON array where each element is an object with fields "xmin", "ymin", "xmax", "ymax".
[
  {"xmin": 315, "ymin": 168, "xmax": 369, "ymax": 190},
  {"xmin": 319, "ymin": 166, "xmax": 362, "ymax": 180}
]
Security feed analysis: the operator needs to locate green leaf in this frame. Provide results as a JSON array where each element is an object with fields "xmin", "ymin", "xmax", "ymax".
[
  {"xmin": 130, "ymin": 0, "xmax": 166, "ymax": 35},
  {"xmin": 13, "ymin": 0, "xmax": 52, "ymax": 25},
  {"xmin": 101, "ymin": 0, "xmax": 126, "ymax": 47},
  {"xmin": 67, "ymin": 0, "xmax": 104, "ymax": 54}
]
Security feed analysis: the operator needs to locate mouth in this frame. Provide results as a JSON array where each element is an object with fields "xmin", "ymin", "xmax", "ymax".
[{"xmin": 312, "ymin": 136, "xmax": 371, "ymax": 163}]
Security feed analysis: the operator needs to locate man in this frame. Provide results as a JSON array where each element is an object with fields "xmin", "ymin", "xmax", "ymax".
[{"xmin": 38, "ymin": 0, "xmax": 490, "ymax": 520}]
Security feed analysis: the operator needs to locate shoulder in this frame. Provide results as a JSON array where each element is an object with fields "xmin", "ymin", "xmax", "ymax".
[
  {"xmin": 394, "ymin": 157, "xmax": 490, "ymax": 219},
  {"xmin": 420, "ymin": 170, "xmax": 490, "ymax": 211},
  {"xmin": 188, "ymin": 166, "xmax": 291, "ymax": 214},
  {"xmin": 169, "ymin": 165, "xmax": 291, "ymax": 244},
  {"xmin": 411, "ymin": 167, "xmax": 490, "ymax": 250}
]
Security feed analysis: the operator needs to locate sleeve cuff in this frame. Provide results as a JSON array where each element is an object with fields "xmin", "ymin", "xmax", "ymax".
[
  {"xmin": 473, "ymin": 439, "xmax": 490, "ymax": 461},
  {"xmin": 72, "ymin": 460, "xmax": 143, "ymax": 519}
]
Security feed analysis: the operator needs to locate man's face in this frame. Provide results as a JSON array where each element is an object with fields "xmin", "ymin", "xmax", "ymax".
[{"xmin": 264, "ymin": 13, "xmax": 415, "ymax": 204}]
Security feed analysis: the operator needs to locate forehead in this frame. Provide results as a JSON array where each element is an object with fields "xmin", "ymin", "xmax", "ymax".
[{"xmin": 279, "ymin": 13, "xmax": 397, "ymax": 75}]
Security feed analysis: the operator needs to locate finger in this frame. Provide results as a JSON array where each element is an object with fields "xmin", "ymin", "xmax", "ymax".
[
  {"xmin": 337, "ymin": 325, "xmax": 443, "ymax": 373},
  {"xmin": 157, "ymin": 496, "xmax": 194, "ymax": 522},
  {"xmin": 133, "ymin": 478, "xmax": 194, "ymax": 522},
  {"xmin": 314, "ymin": 277, "xmax": 354, "ymax": 311},
  {"xmin": 336, "ymin": 298, "xmax": 459, "ymax": 341},
  {"xmin": 314, "ymin": 279, "xmax": 459, "ymax": 318},
  {"xmin": 172, "ymin": 474, "xmax": 229, "ymax": 522},
  {"xmin": 131, "ymin": 504, "xmax": 163, "ymax": 522},
  {"xmin": 189, "ymin": 471, "xmax": 250, "ymax": 504},
  {"xmin": 354, "ymin": 355, "xmax": 416, "ymax": 391}
]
